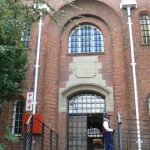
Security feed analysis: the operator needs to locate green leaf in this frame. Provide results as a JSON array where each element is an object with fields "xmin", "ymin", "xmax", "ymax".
[
  {"xmin": 4, "ymin": 127, "xmax": 19, "ymax": 143},
  {"xmin": 0, "ymin": 144, "xmax": 5, "ymax": 150}
]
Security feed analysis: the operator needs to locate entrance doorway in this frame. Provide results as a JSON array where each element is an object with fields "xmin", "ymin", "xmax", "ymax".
[
  {"xmin": 87, "ymin": 114, "xmax": 103, "ymax": 150},
  {"xmin": 68, "ymin": 93, "xmax": 105, "ymax": 150}
]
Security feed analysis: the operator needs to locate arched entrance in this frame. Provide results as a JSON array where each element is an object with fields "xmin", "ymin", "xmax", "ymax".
[{"xmin": 68, "ymin": 92, "xmax": 105, "ymax": 150}]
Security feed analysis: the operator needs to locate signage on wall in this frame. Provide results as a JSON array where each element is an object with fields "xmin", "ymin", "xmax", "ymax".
[{"xmin": 26, "ymin": 92, "xmax": 33, "ymax": 111}]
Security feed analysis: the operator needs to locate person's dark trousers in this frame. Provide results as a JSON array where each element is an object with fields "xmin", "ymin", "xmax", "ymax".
[{"xmin": 104, "ymin": 132, "xmax": 114, "ymax": 150}]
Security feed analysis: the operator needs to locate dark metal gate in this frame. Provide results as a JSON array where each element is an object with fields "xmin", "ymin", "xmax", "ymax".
[{"xmin": 68, "ymin": 93, "xmax": 105, "ymax": 150}]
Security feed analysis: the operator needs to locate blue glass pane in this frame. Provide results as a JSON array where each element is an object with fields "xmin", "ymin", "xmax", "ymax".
[{"xmin": 68, "ymin": 24, "xmax": 104, "ymax": 53}]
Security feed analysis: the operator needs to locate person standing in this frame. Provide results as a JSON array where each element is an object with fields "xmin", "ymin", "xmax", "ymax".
[{"xmin": 103, "ymin": 113, "xmax": 115, "ymax": 150}]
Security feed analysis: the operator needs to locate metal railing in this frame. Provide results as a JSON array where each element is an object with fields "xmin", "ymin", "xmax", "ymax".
[
  {"xmin": 23, "ymin": 115, "xmax": 33, "ymax": 150},
  {"xmin": 35, "ymin": 119, "xmax": 59, "ymax": 150},
  {"xmin": 23, "ymin": 115, "xmax": 58, "ymax": 150},
  {"xmin": 117, "ymin": 113, "xmax": 150, "ymax": 150}
]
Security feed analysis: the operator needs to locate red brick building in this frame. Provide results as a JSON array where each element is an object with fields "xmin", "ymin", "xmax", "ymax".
[{"xmin": 0, "ymin": 0, "xmax": 150, "ymax": 149}]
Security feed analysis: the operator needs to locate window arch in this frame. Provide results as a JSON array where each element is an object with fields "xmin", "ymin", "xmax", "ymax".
[
  {"xmin": 12, "ymin": 100, "xmax": 24, "ymax": 136},
  {"xmin": 140, "ymin": 14, "xmax": 150, "ymax": 44},
  {"xmin": 68, "ymin": 24, "xmax": 104, "ymax": 54}
]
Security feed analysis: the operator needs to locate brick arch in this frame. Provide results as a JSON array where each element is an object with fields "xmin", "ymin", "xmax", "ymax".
[
  {"xmin": 54, "ymin": 0, "xmax": 124, "ymax": 56},
  {"xmin": 59, "ymin": 83, "xmax": 113, "ymax": 112},
  {"xmin": 63, "ymin": 83, "xmax": 110, "ymax": 97},
  {"xmin": 138, "ymin": 10, "xmax": 150, "ymax": 17},
  {"xmin": 58, "ymin": 83, "xmax": 114, "ymax": 149},
  {"xmin": 66, "ymin": 18, "xmax": 105, "ymax": 35},
  {"xmin": 53, "ymin": 0, "xmax": 122, "ymax": 35},
  {"xmin": 53, "ymin": 0, "xmax": 116, "ymax": 9},
  {"xmin": 54, "ymin": 0, "xmax": 121, "ymax": 23},
  {"xmin": 63, "ymin": 14, "xmax": 110, "ymax": 34},
  {"xmin": 60, "ymin": 16, "xmax": 110, "ymax": 56}
]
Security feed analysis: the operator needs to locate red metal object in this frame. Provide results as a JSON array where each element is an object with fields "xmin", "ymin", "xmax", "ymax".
[{"xmin": 22, "ymin": 114, "xmax": 43, "ymax": 134}]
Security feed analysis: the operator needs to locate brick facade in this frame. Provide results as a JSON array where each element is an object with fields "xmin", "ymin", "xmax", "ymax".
[{"xmin": 0, "ymin": 0, "xmax": 150, "ymax": 149}]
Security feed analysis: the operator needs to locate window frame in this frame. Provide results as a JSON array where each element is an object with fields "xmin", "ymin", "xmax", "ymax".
[
  {"xmin": 68, "ymin": 23, "xmax": 104, "ymax": 54},
  {"xmin": 12, "ymin": 100, "xmax": 24, "ymax": 136},
  {"xmin": 69, "ymin": 92, "xmax": 105, "ymax": 114},
  {"xmin": 140, "ymin": 14, "xmax": 150, "ymax": 45}
]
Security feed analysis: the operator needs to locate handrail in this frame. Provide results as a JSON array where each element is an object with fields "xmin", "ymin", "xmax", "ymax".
[
  {"xmin": 23, "ymin": 115, "xmax": 33, "ymax": 150},
  {"xmin": 26, "ymin": 115, "xmax": 32, "ymax": 125},
  {"xmin": 34, "ymin": 117, "xmax": 58, "ymax": 135},
  {"xmin": 23, "ymin": 115, "xmax": 59, "ymax": 150},
  {"xmin": 119, "ymin": 118, "xmax": 150, "ymax": 121}
]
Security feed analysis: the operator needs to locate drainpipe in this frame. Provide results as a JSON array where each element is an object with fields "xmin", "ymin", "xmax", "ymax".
[
  {"xmin": 32, "ymin": 3, "xmax": 50, "ymax": 115},
  {"xmin": 120, "ymin": 1, "xmax": 142, "ymax": 150},
  {"xmin": 33, "ymin": 12, "xmax": 43, "ymax": 115},
  {"xmin": 127, "ymin": 7, "xmax": 142, "ymax": 150}
]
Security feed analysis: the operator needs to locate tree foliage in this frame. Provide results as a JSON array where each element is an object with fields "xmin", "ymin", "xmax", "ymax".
[
  {"xmin": 0, "ymin": 0, "xmax": 32, "ymax": 109},
  {"xmin": 0, "ymin": 0, "xmax": 76, "ymax": 110},
  {"xmin": 0, "ymin": 0, "xmax": 54, "ymax": 108},
  {"xmin": 0, "ymin": 144, "xmax": 5, "ymax": 150},
  {"xmin": 0, "ymin": 0, "xmax": 33, "ymax": 46},
  {"xmin": 0, "ymin": 46, "xmax": 27, "ymax": 108}
]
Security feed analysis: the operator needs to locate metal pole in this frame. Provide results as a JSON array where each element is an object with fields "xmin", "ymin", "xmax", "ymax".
[
  {"xmin": 118, "ymin": 113, "xmax": 123, "ymax": 150},
  {"xmin": 127, "ymin": 6, "xmax": 142, "ymax": 150},
  {"xmin": 41, "ymin": 123, "xmax": 44, "ymax": 150},
  {"xmin": 50, "ymin": 130, "xmax": 52, "ymax": 150},
  {"xmin": 56, "ymin": 134, "xmax": 58, "ymax": 150},
  {"xmin": 23, "ymin": 124, "xmax": 27, "ymax": 150},
  {"xmin": 29, "ymin": 116, "xmax": 33, "ymax": 150},
  {"xmin": 33, "ymin": 12, "xmax": 43, "ymax": 114}
]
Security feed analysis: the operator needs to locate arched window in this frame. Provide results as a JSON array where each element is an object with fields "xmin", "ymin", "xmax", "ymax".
[
  {"xmin": 12, "ymin": 101, "xmax": 24, "ymax": 136},
  {"xmin": 68, "ymin": 24, "xmax": 104, "ymax": 54},
  {"xmin": 140, "ymin": 15, "xmax": 150, "ymax": 44}
]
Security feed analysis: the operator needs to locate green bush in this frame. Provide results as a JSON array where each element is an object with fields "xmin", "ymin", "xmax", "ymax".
[
  {"xmin": 0, "ymin": 144, "xmax": 5, "ymax": 150},
  {"xmin": 4, "ymin": 127, "xmax": 19, "ymax": 143}
]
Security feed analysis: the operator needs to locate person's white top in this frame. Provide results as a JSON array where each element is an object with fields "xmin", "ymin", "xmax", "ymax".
[{"xmin": 103, "ymin": 118, "xmax": 113, "ymax": 132}]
